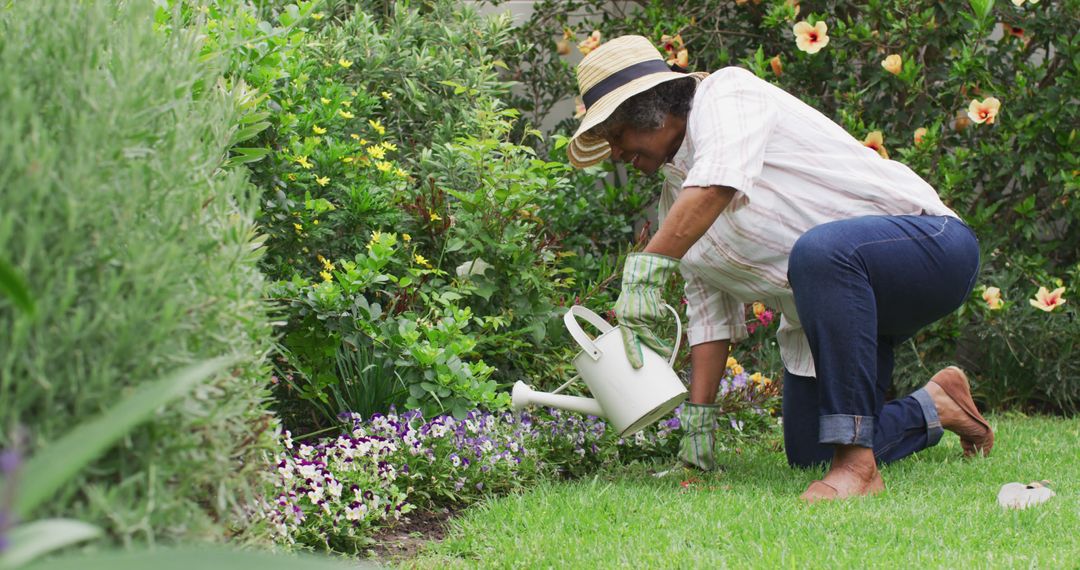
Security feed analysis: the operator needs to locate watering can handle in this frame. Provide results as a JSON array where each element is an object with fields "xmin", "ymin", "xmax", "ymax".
[
  {"xmin": 563, "ymin": 306, "xmax": 613, "ymax": 361},
  {"xmin": 564, "ymin": 304, "xmax": 682, "ymax": 366}
]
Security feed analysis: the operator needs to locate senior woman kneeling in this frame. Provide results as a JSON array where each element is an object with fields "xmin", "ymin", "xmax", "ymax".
[{"xmin": 569, "ymin": 35, "xmax": 994, "ymax": 501}]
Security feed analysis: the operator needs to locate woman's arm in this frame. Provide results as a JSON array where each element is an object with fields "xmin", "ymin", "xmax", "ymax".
[
  {"xmin": 689, "ymin": 339, "xmax": 732, "ymax": 404},
  {"xmin": 643, "ymin": 184, "xmax": 737, "ymax": 259}
]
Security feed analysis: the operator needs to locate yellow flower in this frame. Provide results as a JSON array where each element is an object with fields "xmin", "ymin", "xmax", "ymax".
[
  {"xmin": 312, "ymin": 219, "xmax": 319, "ymax": 225},
  {"xmin": 914, "ymin": 127, "xmax": 928, "ymax": 145},
  {"xmin": 1029, "ymin": 286, "xmax": 1066, "ymax": 312},
  {"xmin": 368, "ymin": 119, "xmax": 386, "ymax": 135},
  {"xmin": 295, "ymin": 155, "xmax": 313, "ymax": 169},
  {"xmin": 350, "ymin": 133, "xmax": 360, "ymax": 140},
  {"xmin": 793, "ymin": 20, "xmax": 830, "ymax": 54},
  {"xmin": 578, "ymin": 30, "xmax": 602, "ymax": 55},
  {"xmin": 881, "ymin": 54, "xmax": 902, "ymax": 75},
  {"xmin": 293, "ymin": 223, "xmax": 303, "ymax": 231},
  {"xmin": 665, "ymin": 42, "xmax": 689, "ymax": 69},
  {"xmin": 381, "ymin": 141, "xmax": 398, "ymax": 152},
  {"xmin": 338, "ymin": 58, "xmax": 352, "ymax": 68},
  {"xmin": 375, "ymin": 161, "xmax": 393, "ymax": 172},
  {"xmin": 752, "ymin": 302, "xmax": 766, "ymax": 318},
  {"xmin": 316, "ymin": 176, "xmax": 330, "ymax": 187},
  {"xmin": 402, "ymin": 233, "xmax": 412, "ymax": 242},
  {"xmin": 312, "ymin": 12, "xmax": 324, "ymax": 20},
  {"xmin": 339, "ymin": 110, "xmax": 355, "ymax": 119},
  {"xmin": 366, "ymin": 145, "xmax": 386, "ymax": 159},
  {"xmin": 395, "ymin": 168, "xmax": 408, "ymax": 178},
  {"xmin": 320, "ymin": 270, "xmax": 333, "ymax": 282},
  {"xmin": 863, "ymin": 131, "xmax": 889, "ymax": 159},
  {"xmin": 320, "ymin": 97, "xmax": 331, "ymax": 105},
  {"xmin": 381, "ymin": 91, "xmax": 393, "ymax": 100},
  {"xmin": 287, "ymin": 173, "xmax": 297, "ymax": 181},
  {"xmin": 731, "ymin": 363, "xmax": 744, "ymax": 376},
  {"xmin": 342, "ymin": 100, "xmax": 352, "ymax": 108},
  {"xmin": 414, "ymin": 254, "xmax": 431, "ymax": 268},
  {"xmin": 429, "ymin": 212, "xmax": 442, "ymax": 222},
  {"xmin": 342, "ymin": 156, "xmax": 354, "ymax": 163},
  {"xmin": 318, "ymin": 255, "xmax": 334, "ymax": 271},
  {"xmin": 726, "ymin": 356, "xmax": 739, "ymax": 369},
  {"xmin": 967, "ymin": 97, "xmax": 1001, "ymax": 125},
  {"xmin": 982, "ymin": 286, "xmax": 1004, "ymax": 310},
  {"xmin": 312, "ymin": 125, "xmax": 327, "ymax": 135}
]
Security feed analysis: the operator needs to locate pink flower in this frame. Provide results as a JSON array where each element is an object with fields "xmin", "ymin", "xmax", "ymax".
[
  {"xmin": 967, "ymin": 97, "xmax": 1001, "ymax": 125},
  {"xmin": 793, "ymin": 21, "xmax": 829, "ymax": 54},
  {"xmin": 1029, "ymin": 286, "xmax": 1067, "ymax": 312},
  {"xmin": 863, "ymin": 131, "xmax": 889, "ymax": 159},
  {"xmin": 759, "ymin": 310, "xmax": 774, "ymax": 326},
  {"xmin": 982, "ymin": 286, "xmax": 1004, "ymax": 310}
]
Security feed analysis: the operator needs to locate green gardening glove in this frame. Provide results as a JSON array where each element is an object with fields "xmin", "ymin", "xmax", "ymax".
[
  {"xmin": 614, "ymin": 253, "xmax": 680, "ymax": 369},
  {"xmin": 678, "ymin": 402, "xmax": 720, "ymax": 471}
]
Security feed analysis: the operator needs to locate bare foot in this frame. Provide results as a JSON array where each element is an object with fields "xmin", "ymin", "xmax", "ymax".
[
  {"xmin": 926, "ymin": 366, "xmax": 994, "ymax": 457},
  {"xmin": 800, "ymin": 445, "xmax": 884, "ymax": 503}
]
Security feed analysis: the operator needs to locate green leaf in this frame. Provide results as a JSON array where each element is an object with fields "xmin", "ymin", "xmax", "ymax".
[
  {"xmin": 22, "ymin": 545, "xmax": 368, "ymax": 570},
  {"xmin": 0, "ymin": 257, "xmax": 34, "ymax": 315},
  {"xmin": 230, "ymin": 121, "xmax": 271, "ymax": 145},
  {"xmin": 13, "ymin": 357, "xmax": 236, "ymax": 519},
  {"xmin": 968, "ymin": 0, "xmax": 992, "ymax": 20},
  {"xmin": 225, "ymin": 147, "xmax": 272, "ymax": 166},
  {"xmin": 0, "ymin": 519, "xmax": 103, "ymax": 568}
]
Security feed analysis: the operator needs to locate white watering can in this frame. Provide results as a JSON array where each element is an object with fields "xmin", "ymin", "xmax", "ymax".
[{"xmin": 511, "ymin": 305, "xmax": 688, "ymax": 437}]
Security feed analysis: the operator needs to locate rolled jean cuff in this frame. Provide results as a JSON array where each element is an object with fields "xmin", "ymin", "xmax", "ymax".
[
  {"xmin": 819, "ymin": 414, "xmax": 875, "ymax": 447},
  {"xmin": 911, "ymin": 387, "xmax": 944, "ymax": 447}
]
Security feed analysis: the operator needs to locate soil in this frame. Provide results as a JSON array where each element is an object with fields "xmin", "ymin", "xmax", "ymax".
[{"xmin": 366, "ymin": 506, "xmax": 459, "ymax": 564}]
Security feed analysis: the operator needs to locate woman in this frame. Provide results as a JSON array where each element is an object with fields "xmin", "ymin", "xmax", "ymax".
[{"xmin": 568, "ymin": 35, "xmax": 994, "ymax": 501}]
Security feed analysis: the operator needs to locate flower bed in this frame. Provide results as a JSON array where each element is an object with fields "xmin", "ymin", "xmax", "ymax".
[{"xmin": 263, "ymin": 357, "xmax": 778, "ymax": 553}]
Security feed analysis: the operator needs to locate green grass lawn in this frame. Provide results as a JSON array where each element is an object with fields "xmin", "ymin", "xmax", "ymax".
[{"xmin": 406, "ymin": 415, "xmax": 1079, "ymax": 569}]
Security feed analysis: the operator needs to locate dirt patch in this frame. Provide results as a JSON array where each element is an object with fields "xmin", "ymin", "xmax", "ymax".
[{"xmin": 366, "ymin": 506, "xmax": 458, "ymax": 563}]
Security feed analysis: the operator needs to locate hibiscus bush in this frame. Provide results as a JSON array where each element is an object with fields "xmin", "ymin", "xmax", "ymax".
[{"xmin": 498, "ymin": 0, "xmax": 1079, "ymax": 410}]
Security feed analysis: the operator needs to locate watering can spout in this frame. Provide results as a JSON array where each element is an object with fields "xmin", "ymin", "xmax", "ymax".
[{"xmin": 512, "ymin": 381, "xmax": 605, "ymax": 417}]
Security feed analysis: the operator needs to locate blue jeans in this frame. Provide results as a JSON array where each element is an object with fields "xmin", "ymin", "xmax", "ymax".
[{"xmin": 782, "ymin": 215, "xmax": 980, "ymax": 467}]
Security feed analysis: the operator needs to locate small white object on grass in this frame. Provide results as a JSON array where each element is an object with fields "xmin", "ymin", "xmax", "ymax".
[{"xmin": 997, "ymin": 481, "xmax": 1055, "ymax": 510}]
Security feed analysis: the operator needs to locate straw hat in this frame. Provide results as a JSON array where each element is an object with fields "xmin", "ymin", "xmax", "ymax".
[{"xmin": 567, "ymin": 35, "xmax": 707, "ymax": 168}]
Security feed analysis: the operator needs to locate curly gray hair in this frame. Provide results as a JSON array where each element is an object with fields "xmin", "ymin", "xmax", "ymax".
[{"xmin": 589, "ymin": 76, "xmax": 698, "ymax": 138}]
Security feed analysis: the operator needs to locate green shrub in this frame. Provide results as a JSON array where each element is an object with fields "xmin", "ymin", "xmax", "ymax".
[
  {"xmin": 233, "ymin": 1, "xmax": 607, "ymax": 428},
  {"xmin": 0, "ymin": 0, "xmax": 276, "ymax": 543}
]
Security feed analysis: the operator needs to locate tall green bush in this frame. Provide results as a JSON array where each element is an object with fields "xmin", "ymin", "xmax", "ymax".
[
  {"xmin": 0, "ymin": 0, "xmax": 277, "ymax": 542},
  {"xmin": 235, "ymin": 1, "xmax": 606, "ymax": 428}
]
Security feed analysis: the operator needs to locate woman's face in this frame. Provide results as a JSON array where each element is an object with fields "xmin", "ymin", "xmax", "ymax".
[{"xmin": 603, "ymin": 114, "xmax": 686, "ymax": 176}]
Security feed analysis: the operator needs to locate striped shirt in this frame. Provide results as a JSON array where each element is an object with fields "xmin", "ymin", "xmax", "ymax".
[{"xmin": 658, "ymin": 67, "xmax": 957, "ymax": 377}]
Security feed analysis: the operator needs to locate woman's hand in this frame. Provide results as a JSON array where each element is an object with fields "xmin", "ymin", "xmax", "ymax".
[{"xmin": 614, "ymin": 253, "xmax": 680, "ymax": 368}]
